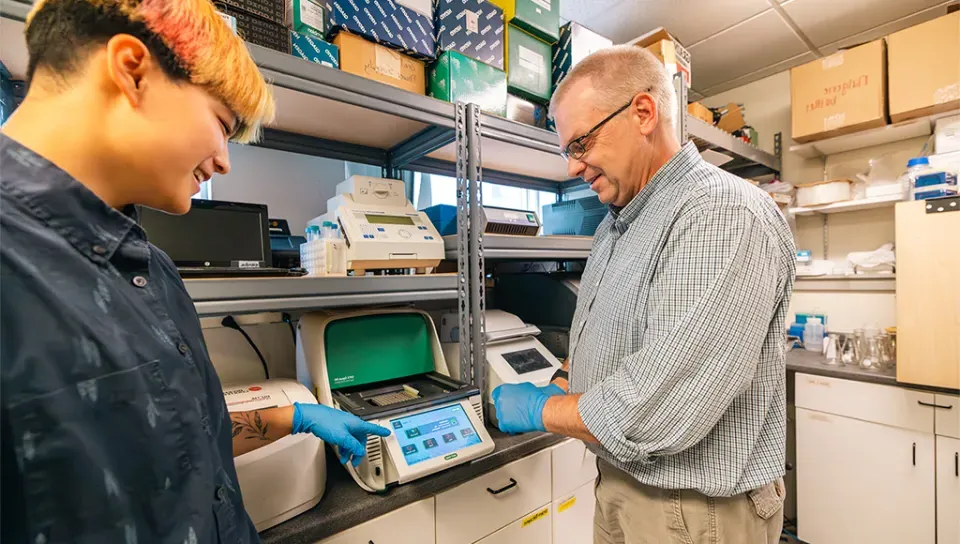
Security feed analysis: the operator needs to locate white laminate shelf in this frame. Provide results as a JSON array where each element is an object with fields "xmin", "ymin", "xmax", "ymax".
[
  {"xmin": 442, "ymin": 234, "xmax": 593, "ymax": 261},
  {"xmin": 795, "ymin": 275, "xmax": 896, "ymax": 292},
  {"xmin": 789, "ymin": 109, "xmax": 960, "ymax": 159},
  {"xmin": 788, "ymin": 194, "xmax": 905, "ymax": 215}
]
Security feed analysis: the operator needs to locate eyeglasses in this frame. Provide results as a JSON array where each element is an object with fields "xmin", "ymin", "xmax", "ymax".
[{"xmin": 560, "ymin": 90, "xmax": 648, "ymax": 161}]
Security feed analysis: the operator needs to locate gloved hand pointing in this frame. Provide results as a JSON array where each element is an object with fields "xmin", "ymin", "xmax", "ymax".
[{"xmin": 292, "ymin": 402, "xmax": 391, "ymax": 466}]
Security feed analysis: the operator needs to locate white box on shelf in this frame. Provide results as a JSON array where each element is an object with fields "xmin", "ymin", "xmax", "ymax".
[
  {"xmin": 796, "ymin": 180, "xmax": 852, "ymax": 207},
  {"xmin": 935, "ymin": 114, "xmax": 960, "ymax": 154}
]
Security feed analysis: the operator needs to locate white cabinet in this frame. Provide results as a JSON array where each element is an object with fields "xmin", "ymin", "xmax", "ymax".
[
  {"xmin": 550, "ymin": 439, "xmax": 597, "ymax": 500},
  {"xmin": 319, "ymin": 498, "xmax": 435, "ymax": 544},
  {"xmin": 935, "ymin": 394, "xmax": 959, "ymax": 439},
  {"xmin": 796, "ymin": 408, "xmax": 936, "ymax": 544},
  {"xmin": 436, "ymin": 448, "xmax": 552, "ymax": 544},
  {"xmin": 938, "ymin": 436, "xmax": 960, "ymax": 544},
  {"xmin": 475, "ymin": 505, "xmax": 553, "ymax": 544},
  {"xmin": 552, "ymin": 481, "xmax": 596, "ymax": 544}
]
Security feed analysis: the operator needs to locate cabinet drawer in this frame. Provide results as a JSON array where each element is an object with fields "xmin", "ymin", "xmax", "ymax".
[
  {"xmin": 935, "ymin": 394, "xmax": 960, "ymax": 439},
  {"xmin": 795, "ymin": 373, "xmax": 935, "ymax": 432},
  {"xmin": 551, "ymin": 438, "xmax": 598, "ymax": 499},
  {"xmin": 474, "ymin": 505, "xmax": 552, "ymax": 544},
  {"xmin": 936, "ymin": 436, "xmax": 960, "ymax": 544},
  {"xmin": 436, "ymin": 448, "xmax": 551, "ymax": 544},
  {"xmin": 553, "ymin": 481, "xmax": 596, "ymax": 544},
  {"xmin": 319, "ymin": 498, "xmax": 435, "ymax": 544}
]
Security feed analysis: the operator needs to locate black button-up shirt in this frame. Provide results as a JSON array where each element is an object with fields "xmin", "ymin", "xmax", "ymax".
[{"xmin": 0, "ymin": 134, "xmax": 259, "ymax": 543}]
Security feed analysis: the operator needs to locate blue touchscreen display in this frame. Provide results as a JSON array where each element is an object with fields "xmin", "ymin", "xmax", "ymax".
[{"xmin": 391, "ymin": 404, "xmax": 482, "ymax": 466}]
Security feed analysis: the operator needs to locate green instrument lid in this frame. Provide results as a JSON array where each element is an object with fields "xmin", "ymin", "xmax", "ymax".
[{"xmin": 324, "ymin": 313, "xmax": 436, "ymax": 390}]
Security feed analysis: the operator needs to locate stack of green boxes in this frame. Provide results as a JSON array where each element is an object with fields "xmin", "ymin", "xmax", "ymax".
[
  {"xmin": 429, "ymin": 50, "xmax": 508, "ymax": 117},
  {"xmin": 489, "ymin": 0, "xmax": 558, "ymax": 105}
]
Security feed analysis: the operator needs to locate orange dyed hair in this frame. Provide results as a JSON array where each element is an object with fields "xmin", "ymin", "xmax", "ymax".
[{"xmin": 25, "ymin": 0, "xmax": 275, "ymax": 143}]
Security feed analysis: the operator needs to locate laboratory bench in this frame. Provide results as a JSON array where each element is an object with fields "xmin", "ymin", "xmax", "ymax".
[
  {"xmin": 785, "ymin": 348, "xmax": 897, "ymax": 387},
  {"xmin": 260, "ymin": 427, "xmax": 568, "ymax": 544}
]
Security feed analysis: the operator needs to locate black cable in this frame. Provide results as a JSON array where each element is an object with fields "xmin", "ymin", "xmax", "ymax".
[
  {"xmin": 281, "ymin": 312, "xmax": 296, "ymax": 344},
  {"xmin": 221, "ymin": 315, "xmax": 270, "ymax": 380}
]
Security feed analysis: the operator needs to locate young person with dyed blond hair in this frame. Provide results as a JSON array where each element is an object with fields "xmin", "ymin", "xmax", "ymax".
[{"xmin": 0, "ymin": 1, "xmax": 388, "ymax": 542}]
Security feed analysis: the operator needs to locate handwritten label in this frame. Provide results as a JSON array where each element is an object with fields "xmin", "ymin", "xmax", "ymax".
[
  {"xmin": 521, "ymin": 507, "xmax": 549, "ymax": 527},
  {"xmin": 375, "ymin": 46, "xmax": 402, "ymax": 79}
]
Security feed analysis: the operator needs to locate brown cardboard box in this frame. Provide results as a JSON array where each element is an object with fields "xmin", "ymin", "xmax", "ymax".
[
  {"xmin": 628, "ymin": 27, "xmax": 691, "ymax": 88},
  {"xmin": 790, "ymin": 39, "xmax": 886, "ymax": 143},
  {"xmin": 716, "ymin": 102, "xmax": 746, "ymax": 133},
  {"xmin": 687, "ymin": 101, "xmax": 712, "ymax": 124},
  {"xmin": 333, "ymin": 33, "xmax": 425, "ymax": 95},
  {"xmin": 887, "ymin": 12, "xmax": 960, "ymax": 123}
]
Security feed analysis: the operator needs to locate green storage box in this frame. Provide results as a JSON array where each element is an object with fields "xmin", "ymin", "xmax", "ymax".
[
  {"xmin": 285, "ymin": 0, "xmax": 326, "ymax": 38},
  {"xmin": 488, "ymin": 0, "xmax": 558, "ymax": 44},
  {"xmin": 429, "ymin": 50, "xmax": 508, "ymax": 117},
  {"xmin": 506, "ymin": 24, "xmax": 551, "ymax": 104}
]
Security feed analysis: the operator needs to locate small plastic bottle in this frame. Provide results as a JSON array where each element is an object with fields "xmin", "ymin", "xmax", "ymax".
[
  {"xmin": 804, "ymin": 317, "xmax": 824, "ymax": 353},
  {"xmin": 331, "ymin": 223, "xmax": 341, "ymax": 239}
]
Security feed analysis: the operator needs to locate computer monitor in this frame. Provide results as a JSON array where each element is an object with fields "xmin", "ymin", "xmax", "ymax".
[{"xmin": 138, "ymin": 199, "xmax": 272, "ymax": 268}]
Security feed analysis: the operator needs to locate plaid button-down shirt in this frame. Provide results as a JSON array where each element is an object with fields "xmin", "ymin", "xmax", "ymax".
[{"xmin": 569, "ymin": 142, "xmax": 796, "ymax": 497}]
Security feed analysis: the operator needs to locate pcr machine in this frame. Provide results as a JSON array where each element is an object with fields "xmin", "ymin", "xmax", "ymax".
[
  {"xmin": 296, "ymin": 309, "xmax": 495, "ymax": 493},
  {"xmin": 310, "ymin": 176, "xmax": 443, "ymax": 273},
  {"xmin": 441, "ymin": 310, "xmax": 563, "ymax": 423},
  {"xmin": 223, "ymin": 379, "xmax": 326, "ymax": 531}
]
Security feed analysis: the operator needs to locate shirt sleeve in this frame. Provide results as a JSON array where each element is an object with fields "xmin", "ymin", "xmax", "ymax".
[{"xmin": 577, "ymin": 202, "xmax": 781, "ymax": 463}]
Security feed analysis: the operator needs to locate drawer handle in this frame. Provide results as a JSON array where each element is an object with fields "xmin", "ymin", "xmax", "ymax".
[
  {"xmin": 912, "ymin": 442, "xmax": 916, "ymax": 466},
  {"xmin": 917, "ymin": 401, "xmax": 954, "ymax": 410},
  {"xmin": 486, "ymin": 478, "xmax": 518, "ymax": 496},
  {"xmin": 955, "ymin": 452, "xmax": 958, "ymax": 478}
]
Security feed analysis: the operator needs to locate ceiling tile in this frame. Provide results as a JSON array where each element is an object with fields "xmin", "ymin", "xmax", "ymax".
[
  {"xmin": 781, "ymin": 0, "xmax": 948, "ymax": 47},
  {"xmin": 700, "ymin": 51, "xmax": 816, "ymax": 97},
  {"xmin": 818, "ymin": 1, "xmax": 957, "ymax": 55},
  {"xmin": 559, "ymin": 0, "xmax": 771, "ymax": 45},
  {"xmin": 687, "ymin": 10, "xmax": 809, "ymax": 92}
]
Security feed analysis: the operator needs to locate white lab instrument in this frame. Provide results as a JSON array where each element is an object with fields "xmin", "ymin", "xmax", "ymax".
[
  {"xmin": 309, "ymin": 176, "xmax": 443, "ymax": 272},
  {"xmin": 442, "ymin": 310, "xmax": 563, "ymax": 423},
  {"xmin": 223, "ymin": 379, "xmax": 326, "ymax": 531},
  {"xmin": 296, "ymin": 309, "xmax": 495, "ymax": 493},
  {"xmin": 483, "ymin": 206, "xmax": 542, "ymax": 235}
]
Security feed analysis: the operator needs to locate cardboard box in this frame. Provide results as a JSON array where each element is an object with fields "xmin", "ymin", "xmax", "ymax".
[
  {"xmin": 324, "ymin": 0, "xmax": 435, "ymax": 61},
  {"xmin": 291, "ymin": 31, "xmax": 340, "ymax": 68},
  {"xmin": 687, "ymin": 101, "xmax": 712, "ymax": 124},
  {"xmin": 434, "ymin": 0, "xmax": 505, "ymax": 70},
  {"xmin": 552, "ymin": 22, "xmax": 612, "ymax": 90},
  {"xmin": 220, "ymin": 6, "xmax": 291, "ymax": 53},
  {"xmin": 397, "ymin": 0, "xmax": 432, "ymax": 18},
  {"xmin": 218, "ymin": 0, "xmax": 286, "ymax": 24},
  {"xmin": 887, "ymin": 12, "xmax": 960, "ymax": 123},
  {"xmin": 506, "ymin": 93, "xmax": 546, "ymax": 127},
  {"xmin": 504, "ymin": 23, "xmax": 551, "ymax": 104},
  {"xmin": 285, "ymin": 0, "xmax": 326, "ymax": 38},
  {"xmin": 629, "ymin": 27, "xmax": 691, "ymax": 88},
  {"xmin": 790, "ymin": 39, "xmax": 886, "ymax": 143},
  {"xmin": 429, "ymin": 50, "xmax": 507, "ymax": 116},
  {"xmin": 488, "ymin": 0, "xmax": 558, "ymax": 44},
  {"xmin": 334, "ymin": 32, "xmax": 425, "ymax": 94},
  {"xmin": 935, "ymin": 114, "xmax": 960, "ymax": 155}
]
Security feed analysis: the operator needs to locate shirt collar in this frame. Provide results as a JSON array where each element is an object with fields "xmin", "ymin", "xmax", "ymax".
[
  {"xmin": 610, "ymin": 141, "xmax": 701, "ymax": 232},
  {"xmin": 0, "ymin": 133, "xmax": 141, "ymax": 265}
]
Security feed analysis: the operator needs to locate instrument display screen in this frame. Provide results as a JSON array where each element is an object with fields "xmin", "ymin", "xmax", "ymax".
[
  {"xmin": 365, "ymin": 214, "xmax": 415, "ymax": 226},
  {"xmin": 391, "ymin": 404, "xmax": 481, "ymax": 466}
]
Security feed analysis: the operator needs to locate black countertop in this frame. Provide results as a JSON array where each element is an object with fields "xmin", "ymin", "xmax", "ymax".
[
  {"xmin": 785, "ymin": 349, "xmax": 897, "ymax": 386},
  {"xmin": 259, "ymin": 427, "xmax": 566, "ymax": 544}
]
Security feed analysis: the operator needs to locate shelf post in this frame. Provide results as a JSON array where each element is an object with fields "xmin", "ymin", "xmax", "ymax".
[
  {"xmin": 467, "ymin": 104, "xmax": 487, "ymax": 400},
  {"xmin": 673, "ymin": 73, "xmax": 688, "ymax": 143},
  {"xmin": 455, "ymin": 103, "xmax": 472, "ymax": 387}
]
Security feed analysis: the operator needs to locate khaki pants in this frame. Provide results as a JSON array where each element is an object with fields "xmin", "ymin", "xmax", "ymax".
[{"xmin": 593, "ymin": 459, "xmax": 784, "ymax": 544}]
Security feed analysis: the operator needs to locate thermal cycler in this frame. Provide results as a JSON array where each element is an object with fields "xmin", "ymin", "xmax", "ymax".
[
  {"xmin": 310, "ymin": 176, "xmax": 443, "ymax": 273},
  {"xmin": 223, "ymin": 379, "xmax": 326, "ymax": 531},
  {"xmin": 441, "ymin": 310, "xmax": 563, "ymax": 424},
  {"xmin": 296, "ymin": 309, "xmax": 495, "ymax": 493}
]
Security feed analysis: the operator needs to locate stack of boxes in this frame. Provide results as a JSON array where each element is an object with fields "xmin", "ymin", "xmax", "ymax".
[
  {"xmin": 217, "ymin": 0, "xmax": 291, "ymax": 53},
  {"xmin": 490, "ymin": 0, "xmax": 557, "ymax": 108}
]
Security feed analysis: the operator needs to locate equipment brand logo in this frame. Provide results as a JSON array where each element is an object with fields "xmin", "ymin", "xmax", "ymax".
[
  {"xmin": 444, "ymin": 453, "xmax": 458, "ymax": 460},
  {"xmin": 333, "ymin": 375, "xmax": 355, "ymax": 385},
  {"xmin": 373, "ymin": 0, "xmax": 387, "ymax": 17},
  {"xmin": 363, "ymin": 7, "xmax": 377, "ymax": 25}
]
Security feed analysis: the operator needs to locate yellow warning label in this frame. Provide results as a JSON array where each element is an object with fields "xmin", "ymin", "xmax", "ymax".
[
  {"xmin": 558, "ymin": 496, "xmax": 577, "ymax": 513},
  {"xmin": 521, "ymin": 507, "xmax": 549, "ymax": 528}
]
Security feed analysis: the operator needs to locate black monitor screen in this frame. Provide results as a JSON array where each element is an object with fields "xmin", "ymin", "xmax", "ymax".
[{"xmin": 140, "ymin": 205, "xmax": 265, "ymax": 266}]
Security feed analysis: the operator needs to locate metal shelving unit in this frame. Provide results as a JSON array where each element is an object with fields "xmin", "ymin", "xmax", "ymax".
[
  {"xmin": 687, "ymin": 116, "xmax": 782, "ymax": 178},
  {"xmin": 443, "ymin": 234, "xmax": 592, "ymax": 261}
]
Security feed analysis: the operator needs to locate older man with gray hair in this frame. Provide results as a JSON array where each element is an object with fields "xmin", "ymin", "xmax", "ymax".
[{"xmin": 491, "ymin": 45, "xmax": 796, "ymax": 543}]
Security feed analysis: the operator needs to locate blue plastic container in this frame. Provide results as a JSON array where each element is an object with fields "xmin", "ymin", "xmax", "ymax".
[{"xmin": 422, "ymin": 204, "xmax": 457, "ymax": 236}]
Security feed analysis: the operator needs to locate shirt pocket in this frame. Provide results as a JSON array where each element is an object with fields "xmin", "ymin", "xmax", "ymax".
[{"xmin": 8, "ymin": 359, "xmax": 199, "ymax": 543}]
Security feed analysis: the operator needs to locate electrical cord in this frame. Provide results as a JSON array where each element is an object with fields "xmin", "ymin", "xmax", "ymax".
[
  {"xmin": 281, "ymin": 312, "xmax": 296, "ymax": 344},
  {"xmin": 221, "ymin": 315, "xmax": 270, "ymax": 380}
]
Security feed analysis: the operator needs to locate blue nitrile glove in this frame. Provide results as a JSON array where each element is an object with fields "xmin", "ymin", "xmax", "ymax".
[
  {"xmin": 491, "ymin": 382, "xmax": 550, "ymax": 434},
  {"xmin": 541, "ymin": 383, "xmax": 566, "ymax": 397},
  {"xmin": 292, "ymin": 403, "xmax": 391, "ymax": 466}
]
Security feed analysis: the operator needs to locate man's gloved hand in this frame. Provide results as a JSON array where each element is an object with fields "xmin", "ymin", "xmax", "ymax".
[
  {"xmin": 292, "ymin": 403, "xmax": 391, "ymax": 466},
  {"xmin": 541, "ymin": 383, "xmax": 567, "ymax": 397},
  {"xmin": 491, "ymin": 382, "xmax": 551, "ymax": 434}
]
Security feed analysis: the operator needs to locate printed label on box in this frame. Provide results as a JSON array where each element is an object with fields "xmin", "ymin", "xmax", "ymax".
[
  {"xmin": 519, "ymin": 45, "xmax": 544, "ymax": 74},
  {"xmin": 822, "ymin": 53, "xmax": 844, "ymax": 70},
  {"xmin": 465, "ymin": 9, "xmax": 479, "ymax": 34},
  {"xmin": 531, "ymin": 0, "xmax": 551, "ymax": 11},
  {"xmin": 375, "ymin": 46, "xmax": 402, "ymax": 79},
  {"xmin": 300, "ymin": 0, "xmax": 326, "ymax": 31}
]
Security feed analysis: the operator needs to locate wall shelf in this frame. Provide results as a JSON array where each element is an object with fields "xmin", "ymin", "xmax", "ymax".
[
  {"xmin": 795, "ymin": 275, "xmax": 896, "ymax": 292},
  {"xmin": 443, "ymin": 234, "xmax": 592, "ymax": 261},
  {"xmin": 789, "ymin": 109, "xmax": 959, "ymax": 159},
  {"xmin": 687, "ymin": 116, "xmax": 782, "ymax": 177},
  {"xmin": 788, "ymin": 194, "xmax": 905, "ymax": 215}
]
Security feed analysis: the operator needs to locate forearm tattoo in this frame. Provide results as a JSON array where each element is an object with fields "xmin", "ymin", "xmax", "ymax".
[{"xmin": 231, "ymin": 411, "xmax": 270, "ymax": 442}]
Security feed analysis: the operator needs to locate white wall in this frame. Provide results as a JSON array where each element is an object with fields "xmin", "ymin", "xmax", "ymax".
[
  {"xmin": 212, "ymin": 144, "xmax": 347, "ymax": 236},
  {"xmin": 700, "ymin": 71, "xmax": 920, "ymax": 330}
]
